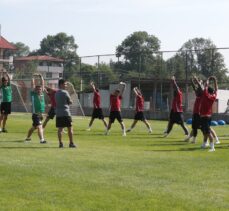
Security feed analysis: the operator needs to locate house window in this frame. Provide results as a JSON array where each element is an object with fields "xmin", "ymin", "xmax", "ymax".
[
  {"xmin": 46, "ymin": 72, "xmax": 52, "ymax": 78},
  {"xmin": 59, "ymin": 73, "xmax": 63, "ymax": 78}
]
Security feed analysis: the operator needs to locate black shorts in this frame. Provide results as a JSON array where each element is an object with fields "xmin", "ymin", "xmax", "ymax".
[
  {"xmin": 192, "ymin": 113, "xmax": 201, "ymax": 130},
  {"xmin": 109, "ymin": 111, "xmax": 123, "ymax": 123},
  {"xmin": 47, "ymin": 107, "xmax": 56, "ymax": 119},
  {"xmin": 201, "ymin": 116, "xmax": 211, "ymax": 134},
  {"xmin": 134, "ymin": 111, "xmax": 146, "ymax": 121},
  {"xmin": 92, "ymin": 108, "xmax": 104, "ymax": 119},
  {"xmin": 1, "ymin": 102, "xmax": 11, "ymax": 115},
  {"xmin": 32, "ymin": 113, "xmax": 43, "ymax": 127},
  {"xmin": 56, "ymin": 116, "xmax": 72, "ymax": 128},
  {"xmin": 169, "ymin": 110, "xmax": 184, "ymax": 125}
]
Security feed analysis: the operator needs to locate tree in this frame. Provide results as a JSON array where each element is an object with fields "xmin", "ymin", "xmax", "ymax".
[
  {"xmin": 12, "ymin": 42, "xmax": 30, "ymax": 57},
  {"xmin": 13, "ymin": 61, "xmax": 37, "ymax": 79},
  {"xmin": 179, "ymin": 38, "xmax": 228, "ymax": 81},
  {"xmin": 30, "ymin": 32, "xmax": 79, "ymax": 80},
  {"xmin": 116, "ymin": 31, "xmax": 161, "ymax": 75}
]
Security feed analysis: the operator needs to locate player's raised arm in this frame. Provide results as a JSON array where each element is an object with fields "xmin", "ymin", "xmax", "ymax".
[
  {"xmin": 39, "ymin": 74, "xmax": 45, "ymax": 92},
  {"xmin": 191, "ymin": 77, "xmax": 197, "ymax": 92},
  {"xmin": 133, "ymin": 87, "xmax": 141, "ymax": 97},
  {"xmin": 193, "ymin": 76, "xmax": 203, "ymax": 91},
  {"xmin": 119, "ymin": 81, "xmax": 126, "ymax": 96},
  {"xmin": 31, "ymin": 74, "xmax": 36, "ymax": 89},
  {"xmin": 209, "ymin": 76, "xmax": 218, "ymax": 92},
  {"xmin": 4, "ymin": 71, "xmax": 10, "ymax": 84},
  {"xmin": 171, "ymin": 76, "xmax": 180, "ymax": 92},
  {"xmin": 90, "ymin": 81, "xmax": 96, "ymax": 92}
]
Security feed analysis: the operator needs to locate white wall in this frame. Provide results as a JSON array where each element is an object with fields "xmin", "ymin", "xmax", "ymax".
[{"xmin": 217, "ymin": 89, "xmax": 229, "ymax": 113}]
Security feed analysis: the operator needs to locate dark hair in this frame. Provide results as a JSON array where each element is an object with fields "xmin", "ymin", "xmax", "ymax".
[
  {"xmin": 208, "ymin": 87, "xmax": 214, "ymax": 94},
  {"xmin": 58, "ymin": 79, "xmax": 66, "ymax": 87},
  {"xmin": 115, "ymin": 89, "xmax": 120, "ymax": 93},
  {"xmin": 2, "ymin": 77, "xmax": 7, "ymax": 83}
]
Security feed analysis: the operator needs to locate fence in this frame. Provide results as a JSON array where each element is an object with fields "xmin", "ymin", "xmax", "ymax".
[{"xmin": 77, "ymin": 48, "xmax": 229, "ymax": 113}]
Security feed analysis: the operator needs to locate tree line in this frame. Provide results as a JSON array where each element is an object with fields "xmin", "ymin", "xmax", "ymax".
[{"xmin": 8, "ymin": 31, "xmax": 229, "ymax": 90}]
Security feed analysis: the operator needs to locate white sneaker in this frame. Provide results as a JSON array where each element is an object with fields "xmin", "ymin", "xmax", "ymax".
[
  {"xmin": 149, "ymin": 129, "xmax": 152, "ymax": 134},
  {"xmin": 104, "ymin": 130, "xmax": 109, "ymax": 135},
  {"xmin": 122, "ymin": 132, "xmax": 126, "ymax": 136},
  {"xmin": 201, "ymin": 142, "xmax": 209, "ymax": 149},
  {"xmin": 86, "ymin": 128, "xmax": 91, "ymax": 131},
  {"xmin": 215, "ymin": 140, "xmax": 220, "ymax": 144},
  {"xmin": 208, "ymin": 148, "xmax": 215, "ymax": 152},
  {"xmin": 25, "ymin": 138, "xmax": 31, "ymax": 142},
  {"xmin": 191, "ymin": 137, "xmax": 196, "ymax": 144},
  {"xmin": 184, "ymin": 135, "xmax": 190, "ymax": 142}
]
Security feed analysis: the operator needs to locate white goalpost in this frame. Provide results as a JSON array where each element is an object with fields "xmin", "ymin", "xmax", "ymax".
[{"xmin": 66, "ymin": 81, "xmax": 85, "ymax": 117}]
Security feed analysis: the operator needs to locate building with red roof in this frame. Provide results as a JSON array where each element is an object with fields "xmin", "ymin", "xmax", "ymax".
[
  {"xmin": 0, "ymin": 36, "xmax": 17, "ymax": 69},
  {"xmin": 14, "ymin": 55, "xmax": 64, "ymax": 88}
]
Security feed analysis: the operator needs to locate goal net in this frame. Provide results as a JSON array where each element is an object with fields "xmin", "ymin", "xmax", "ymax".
[{"xmin": 9, "ymin": 78, "xmax": 85, "ymax": 117}]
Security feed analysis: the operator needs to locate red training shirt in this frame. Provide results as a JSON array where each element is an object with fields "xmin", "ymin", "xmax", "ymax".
[
  {"xmin": 199, "ymin": 88, "xmax": 217, "ymax": 116},
  {"xmin": 136, "ymin": 95, "xmax": 144, "ymax": 112},
  {"xmin": 93, "ymin": 90, "xmax": 101, "ymax": 108},
  {"xmin": 193, "ymin": 95, "xmax": 202, "ymax": 114},
  {"xmin": 110, "ymin": 94, "xmax": 122, "ymax": 112},
  {"xmin": 47, "ymin": 90, "xmax": 57, "ymax": 108},
  {"xmin": 172, "ymin": 89, "xmax": 183, "ymax": 112}
]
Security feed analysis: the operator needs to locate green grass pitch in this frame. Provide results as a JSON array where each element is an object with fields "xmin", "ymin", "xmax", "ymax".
[{"xmin": 0, "ymin": 113, "xmax": 229, "ymax": 211}]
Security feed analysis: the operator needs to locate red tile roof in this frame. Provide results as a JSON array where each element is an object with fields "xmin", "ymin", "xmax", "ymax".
[
  {"xmin": 15, "ymin": 55, "xmax": 64, "ymax": 62},
  {"xmin": 0, "ymin": 36, "xmax": 17, "ymax": 50}
]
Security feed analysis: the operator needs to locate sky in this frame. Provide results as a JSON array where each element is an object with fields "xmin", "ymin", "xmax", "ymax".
[{"xmin": 1, "ymin": 0, "xmax": 229, "ymax": 64}]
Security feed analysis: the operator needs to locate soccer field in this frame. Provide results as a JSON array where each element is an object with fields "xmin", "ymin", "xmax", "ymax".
[{"xmin": 0, "ymin": 113, "xmax": 229, "ymax": 211}]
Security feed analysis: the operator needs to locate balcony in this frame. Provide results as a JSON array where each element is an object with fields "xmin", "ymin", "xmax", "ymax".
[{"xmin": 37, "ymin": 66, "xmax": 63, "ymax": 73}]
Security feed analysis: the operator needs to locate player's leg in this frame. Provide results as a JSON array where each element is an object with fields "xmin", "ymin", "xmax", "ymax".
[
  {"xmin": 43, "ymin": 107, "xmax": 55, "ymax": 129},
  {"xmin": 37, "ymin": 124, "xmax": 46, "ymax": 143},
  {"xmin": 165, "ymin": 120, "xmax": 174, "ymax": 136},
  {"xmin": 25, "ymin": 126, "xmax": 36, "ymax": 141},
  {"xmin": 42, "ymin": 116, "xmax": 50, "ymax": 129},
  {"xmin": 99, "ymin": 109, "xmax": 108, "ymax": 129},
  {"xmin": 2, "ymin": 114, "xmax": 8, "ymax": 132},
  {"xmin": 126, "ymin": 120, "xmax": 138, "ymax": 132},
  {"xmin": 117, "ymin": 112, "xmax": 126, "ymax": 136},
  {"xmin": 87, "ymin": 117, "xmax": 95, "ymax": 131},
  {"xmin": 25, "ymin": 114, "xmax": 38, "ymax": 141},
  {"xmin": 210, "ymin": 128, "xmax": 220, "ymax": 144},
  {"xmin": 105, "ymin": 112, "xmax": 114, "ymax": 135},
  {"xmin": 143, "ymin": 119, "xmax": 152, "ymax": 133},
  {"xmin": 180, "ymin": 122, "xmax": 189, "ymax": 135},
  {"xmin": 58, "ymin": 127, "xmax": 64, "ymax": 147},
  {"xmin": 102, "ymin": 118, "xmax": 108, "ymax": 129},
  {"xmin": 67, "ymin": 126, "xmax": 76, "ymax": 148},
  {"xmin": 164, "ymin": 110, "xmax": 173, "ymax": 137}
]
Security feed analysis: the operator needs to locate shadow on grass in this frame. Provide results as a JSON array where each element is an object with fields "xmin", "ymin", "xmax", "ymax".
[
  {"xmin": 1, "ymin": 139, "xmax": 25, "ymax": 143},
  {"xmin": 146, "ymin": 143, "xmax": 187, "ymax": 146},
  {"xmin": 144, "ymin": 145, "xmax": 229, "ymax": 152}
]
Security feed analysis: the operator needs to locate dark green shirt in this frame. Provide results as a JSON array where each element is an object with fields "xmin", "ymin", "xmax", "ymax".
[{"xmin": 1, "ymin": 83, "xmax": 12, "ymax": 102}]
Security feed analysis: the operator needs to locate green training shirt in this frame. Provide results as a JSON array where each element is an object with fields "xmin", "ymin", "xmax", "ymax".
[
  {"xmin": 1, "ymin": 83, "xmax": 12, "ymax": 102},
  {"xmin": 31, "ymin": 91, "xmax": 45, "ymax": 113}
]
